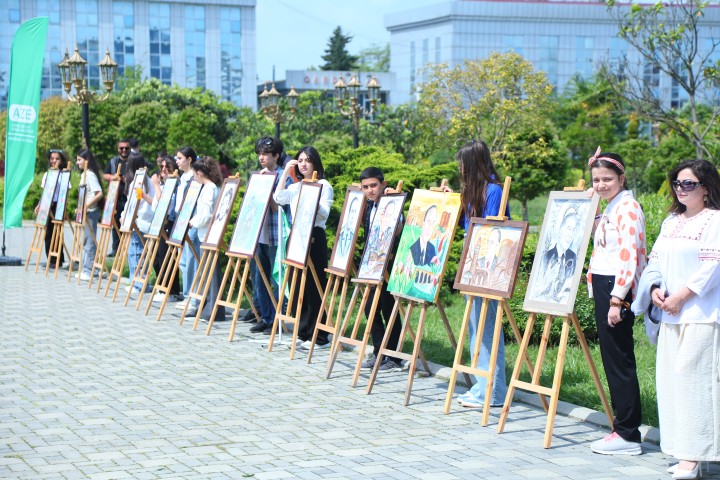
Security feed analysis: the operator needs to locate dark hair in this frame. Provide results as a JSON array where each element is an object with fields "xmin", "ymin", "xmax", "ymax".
[
  {"xmin": 360, "ymin": 166, "xmax": 385, "ymax": 183},
  {"xmin": 456, "ymin": 140, "xmax": 501, "ymax": 219},
  {"xmin": 161, "ymin": 155, "xmax": 178, "ymax": 174},
  {"xmin": 254, "ymin": 136, "xmax": 284, "ymax": 156},
  {"xmin": 423, "ymin": 204, "xmax": 437, "ymax": 222},
  {"xmin": 124, "ymin": 154, "xmax": 148, "ymax": 196},
  {"xmin": 668, "ymin": 159, "xmax": 720, "ymax": 214},
  {"xmin": 47, "ymin": 149, "xmax": 69, "ymax": 169},
  {"xmin": 157, "ymin": 150, "xmax": 167, "ymax": 158},
  {"xmin": 193, "ymin": 156, "xmax": 224, "ymax": 187},
  {"xmin": 176, "ymin": 146, "xmax": 198, "ymax": 163},
  {"xmin": 129, "ymin": 138, "xmax": 139, "ymax": 149},
  {"xmin": 295, "ymin": 146, "xmax": 325, "ymax": 180},
  {"xmin": 77, "ymin": 148, "xmax": 102, "ymax": 184},
  {"xmin": 589, "ymin": 151, "xmax": 626, "ymax": 188},
  {"xmin": 118, "ymin": 138, "xmax": 130, "ymax": 145}
]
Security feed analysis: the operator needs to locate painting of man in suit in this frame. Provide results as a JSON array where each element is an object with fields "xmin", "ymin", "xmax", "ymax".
[{"xmin": 409, "ymin": 204, "xmax": 438, "ymax": 267}]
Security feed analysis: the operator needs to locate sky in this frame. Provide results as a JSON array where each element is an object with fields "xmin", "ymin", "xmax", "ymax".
[{"xmin": 255, "ymin": 0, "xmax": 443, "ymax": 83}]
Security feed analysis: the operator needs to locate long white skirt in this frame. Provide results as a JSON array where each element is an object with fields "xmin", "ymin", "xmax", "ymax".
[{"xmin": 656, "ymin": 322, "xmax": 720, "ymax": 461}]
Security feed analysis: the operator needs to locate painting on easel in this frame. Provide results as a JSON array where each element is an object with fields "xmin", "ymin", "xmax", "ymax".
[
  {"xmin": 524, "ymin": 191, "xmax": 599, "ymax": 316},
  {"xmin": 356, "ymin": 193, "xmax": 406, "ymax": 282},
  {"xmin": 147, "ymin": 177, "xmax": 179, "ymax": 237},
  {"xmin": 227, "ymin": 172, "xmax": 276, "ymax": 256},
  {"xmin": 285, "ymin": 182, "xmax": 322, "ymax": 267},
  {"xmin": 168, "ymin": 180, "xmax": 202, "ymax": 245},
  {"xmin": 387, "ymin": 189, "xmax": 462, "ymax": 303},
  {"xmin": 203, "ymin": 177, "xmax": 240, "ymax": 247},
  {"xmin": 101, "ymin": 180, "xmax": 120, "ymax": 226},
  {"xmin": 328, "ymin": 187, "xmax": 365, "ymax": 275},
  {"xmin": 53, "ymin": 170, "xmax": 72, "ymax": 221},
  {"xmin": 454, "ymin": 218, "xmax": 528, "ymax": 298},
  {"xmin": 76, "ymin": 185, "xmax": 87, "ymax": 224},
  {"xmin": 120, "ymin": 169, "xmax": 147, "ymax": 233}
]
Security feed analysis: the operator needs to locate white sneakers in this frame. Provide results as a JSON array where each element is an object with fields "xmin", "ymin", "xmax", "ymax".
[{"xmin": 590, "ymin": 431, "xmax": 642, "ymax": 455}]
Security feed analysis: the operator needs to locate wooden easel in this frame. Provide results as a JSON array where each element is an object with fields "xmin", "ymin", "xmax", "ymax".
[
  {"xmin": 496, "ymin": 179, "xmax": 613, "ymax": 448},
  {"xmin": 306, "ymin": 266, "xmax": 354, "ymax": 364},
  {"xmin": 205, "ymin": 252, "xmax": 258, "ymax": 340},
  {"xmin": 124, "ymin": 233, "xmax": 162, "ymax": 309},
  {"xmin": 67, "ymin": 218, "xmax": 91, "ymax": 283},
  {"xmin": 180, "ymin": 244, "xmax": 222, "ymax": 328},
  {"xmin": 145, "ymin": 234, "xmax": 198, "ymax": 321},
  {"xmin": 105, "ymin": 228, "xmax": 135, "ymax": 301},
  {"xmin": 88, "ymin": 221, "xmax": 117, "ymax": 292},
  {"xmin": 443, "ymin": 177, "xmax": 547, "ymax": 425},
  {"xmin": 46, "ymin": 217, "xmax": 71, "ymax": 278},
  {"xmin": 26, "ymin": 225, "xmax": 46, "ymax": 273}
]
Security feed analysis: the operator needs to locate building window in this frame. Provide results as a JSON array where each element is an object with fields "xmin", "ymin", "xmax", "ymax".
[
  {"xmin": 644, "ymin": 61, "xmax": 660, "ymax": 100},
  {"xmin": 36, "ymin": 0, "xmax": 62, "ymax": 98},
  {"xmin": 410, "ymin": 40, "xmax": 416, "ymax": 92},
  {"xmin": 435, "ymin": 36, "xmax": 441, "ymax": 64},
  {"xmin": 671, "ymin": 58, "xmax": 688, "ymax": 109},
  {"xmin": 220, "ymin": 7, "xmax": 242, "ymax": 104},
  {"xmin": 575, "ymin": 36, "xmax": 593, "ymax": 79},
  {"xmin": 184, "ymin": 5, "xmax": 206, "ymax": 89},
  {"xmin": 149, "ymin": 2, "xmax": 172, "ymax": 85},
  {"xmin": 113, "ymin": 1, "xmax": 134, "ymax": 77},
  {"xmin": 76, "ymin": 0, "xmax": 100, "ymax": 89},
  {"xmin": 502, "ymin": 35, "xmax": 523, "ymax": 55},
  {"xmin": 539, "ymin": 36, "xmax": 558, "ymax": 85}
]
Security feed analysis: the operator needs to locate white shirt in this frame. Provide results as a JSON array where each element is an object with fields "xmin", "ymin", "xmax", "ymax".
[
  {"xmin": 273, "ymin": 178, "xmax": 333, "ymax": 229},
  {"xmin": 83, "ymin": 171, "xmax": 103, "ymax": 212},
  {"xmin": 190, "ymin": 183, "xmax": 219, "ymax": 242},
  {"xmin": 175, "ymin": 170, "xmax": 195, "ymax": 214}
]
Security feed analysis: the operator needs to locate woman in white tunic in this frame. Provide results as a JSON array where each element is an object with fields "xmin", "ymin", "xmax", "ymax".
[{"xmin": 647, "ymin": 159, "xmax": 720, "ymax": 479}]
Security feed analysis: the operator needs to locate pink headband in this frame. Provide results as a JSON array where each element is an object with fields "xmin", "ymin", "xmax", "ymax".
[{"xmin": 587, "ymin": 146, "xmax": 625, "ymax": 173}]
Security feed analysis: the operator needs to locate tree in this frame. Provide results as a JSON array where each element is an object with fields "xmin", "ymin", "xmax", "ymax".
[
  {"xmin": 602, "ymin": 0, "xmax": 720, "ymax": 159},
  {"xmin": 417, "ymin": 52, "xmax": 554, "ymax": 154},
  {"xmin": 357, "ymin": 43, "xmax": 390, "ymax": 72},
  {"xmin": 321, "ymin": 26, "xmax": 358, "ymax": 71}
]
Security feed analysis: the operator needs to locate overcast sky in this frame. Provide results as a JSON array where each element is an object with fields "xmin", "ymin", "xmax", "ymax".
[{"xmin": 255, "ymin": 0, "xmax": 443, "ymax": 82}]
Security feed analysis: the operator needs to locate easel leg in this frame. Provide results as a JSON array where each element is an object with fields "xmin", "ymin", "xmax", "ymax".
[
  {"xmin": 351, "ymin": 285, "xmax": 383, "ymax": 387},
  {"xmin": 366, "ymin": 299, "xmax": 405, "ymax": 395},
  {"xmin": 443, "ymin": 297, "xmax": 473, "ymax": 414},
  {"xmin": 572, "ymin": 312, "xmax": 613, "ymax": 426},
  {"xmin": 498, "ymin": 312, "xmax": 537, "ymax": 434},
  {"xmin": 543, "ymin": 315, "xmax": 571, "ymax": 449},
  {"xmin": 325, "ymin": 284, "xmax": 362, "ymax": 379},
  {"xmin": 404, "ymin": 304, "xmax": 428, "ymax": 407}
]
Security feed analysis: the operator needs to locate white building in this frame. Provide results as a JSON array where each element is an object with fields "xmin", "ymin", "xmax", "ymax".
[
  {"xmin": 1, "ymin": 0, "xmax": 256, "ymax": 108},
  {"xmin": 385, "ymin": 0, "xmax": 720, "ymax": 106}
]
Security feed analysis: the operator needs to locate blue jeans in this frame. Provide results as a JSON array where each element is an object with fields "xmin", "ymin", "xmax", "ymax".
[
  {"xmin": 82, "ymin": 209, "xmax": 100, "ymax": 274},
  {"xmin": 467, "ymin": 296, "xmax": 507, "ymax": 405},
  {"xmin": 252, "ymin": 243, "xmax": 278, "ymax": 325},
  {"xmin": 127, "ymin": 231, "xmax": 147, "ymax": 291},
  {"xmin": 180, "ymin": 227, "xmax": 201, "ymax": 307}
]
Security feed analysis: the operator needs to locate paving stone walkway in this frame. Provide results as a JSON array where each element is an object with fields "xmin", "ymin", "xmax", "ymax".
[{"xmin": 0, "ymin": 224, "xmax": 700, "ymax": 479}]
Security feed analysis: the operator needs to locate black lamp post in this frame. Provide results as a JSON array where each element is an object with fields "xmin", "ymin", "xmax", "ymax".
[
  {"xmin": 258, "ymin": 82, "xmax": 299, "ymax": 139},
  {"xmin": 334, "ymin": 73, "xmax": 381, "ymax": 149}
]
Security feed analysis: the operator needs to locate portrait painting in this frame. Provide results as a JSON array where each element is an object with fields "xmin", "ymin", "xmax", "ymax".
[
  {"xmin": 168, "ymin": 180, "xmax": 202, "ymax": 246},
  {"xmin": 147, "ymin": 177, "xmax": 179, "ymax": 237},
  {"xmin": 35, "ymin": 169, "xmax": 60, "ymax": 226},
  {"xmin": 387, "ymin": 189, "xmax": 462, "ymax": 303},
  {"xmin": 53, "ymin": 170, "xmax": 72, "ymax": 221},
  {"xmin": 454, "ymin": 218, "xmax": 528, "ymax": 298},
  {"xmin": 227, "ymin": 172, "xmax": 277, "ymax": 256},
  {"xmin": 328, "ymin": 187, "xmax": 365, "ymax": 275},
  {"xmin": 75, "ymin": 185, "xmax": 87, "ymax": 224},
  {"xmin": 203, "ymin": 177, "xmax": 240, "ymax": 247},
  {"xmin": 356, "ymin": 193, "xmax": 407, "ymax": 282},
  {"xmin": 119, "ymin": 169, "xmax": 147, "ymax": 233},
  {"xmin": 524, "ymin": 191, "xmax": 600, "ymax": 316},
  {"xmin": 101, "ymin": 180, "xmax": 120, "ymax": 227},
  {"xmin": 285, "ymin": 182, "xmax": 322, "ymax": 267}
]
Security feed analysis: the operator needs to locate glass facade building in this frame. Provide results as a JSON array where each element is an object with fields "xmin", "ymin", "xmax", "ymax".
[
  {"xmin": 0, "ymin": 0, "xmax": 256, "ymax": 108},
  {"xmin": 385, "ymin": 0, "xmax": 720, "ymax": 106}
]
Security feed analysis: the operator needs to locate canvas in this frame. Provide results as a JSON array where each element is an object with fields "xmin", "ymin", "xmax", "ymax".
[
  {"xmin": 227, "ymin": 172, "xmax": 277, "ymax": 256},
  {"xmin": 101, "ymin": 180, "xmax": 120, "ymax": 227},
  {"xmin": 285, "ymin": 182, "xmax": 322, "ymax": 267},
  {"xmin": 147, "ymin": 177, "xmax": 179, "ymax": 237},
  {"xmin": 119, "ymin": 169, "xmax": 147, "ymax": 233},
  {"xmin": 168, "ymin": 180, "xmax": 202, "ymax": 245},
  {"xmin": 35, "ymin": 169, "xmax": 59, "ymax": 226},
  {"xmin": 75, "ymin": 185, "xmax": 86, "ymax": 224},
  {"xmin": 387, "ymin": 189, "xmax": 462, "ymax": 303},
  {"xmin": 328, "ymin": 187, "xmax": 365, "ymax": 275},
  {"xmin": 454, "ymin": 218, "xmax": 528, "ymax": 298},
  {"xmin": 524, "ymin": 191, "xmax": 600, "ymax": 316},
  {"xmin": 53, "ymin": 170, "xmax": 72, "ymax": 221},
  {"xmin": 356, "ymin": 194, "xmax": 406, "ymax": 282},
  {"xmin": 203, "ymin": 178, "xmax": 240, "ymax": 247}
]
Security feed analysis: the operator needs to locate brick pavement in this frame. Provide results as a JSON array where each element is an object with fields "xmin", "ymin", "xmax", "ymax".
[{"xmin": 0, "ymin": 224, "xmax": 697, "ymax": 479}]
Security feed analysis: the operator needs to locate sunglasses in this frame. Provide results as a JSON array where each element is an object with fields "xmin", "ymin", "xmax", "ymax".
[
  {"xmin": 118, "ymin": 146, "xmax": 130, "ymax": 151},
  {"xmin": 256, "ymin": 138, "xmax": 273, "ymax": 147},
  {"xmin": 672, "ymin": 180, "xmax": 703, "ymax": 192},
  {"xmin": 49, "ymin": 149, "xmax": 63, "ymax": 153}
]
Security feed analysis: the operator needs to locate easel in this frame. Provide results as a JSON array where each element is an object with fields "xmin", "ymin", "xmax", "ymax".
[
  {"xmin": 27, "ymin": 169, "xmax": 60, "ymax": 273},
  {"xmin": 145, "ymin": 233, "xmax": 198, "ymax": 321},
  {"xmin": 124, "ymin": 233, "xmax": 161, "ymax": 308},
  {"xmin": 180, "ymin": 243, "xmax": 222, "ymax": 328},
  {"xmin": 104, "ymin": 228, "xmax": 135, "ymax": 301},
  {"xmin": 88, "ymin": 220, "xmax": 117, "ymax": 292},
  {"xmin": 496, "ymin": 180, "xmax": 612, "ymax": 448},
  {"xmin": 68, "ymin": 170, "xmax": 91, "ymax": 283},
  {"xmin": 46, "ymin": 217, "xmax": 70, "ymax": 278},
  {"xmin": 443, "ymin": 177, "xmax": 547, "ymax": 426},
  {"xmin": 26, "ymin": 224, "xmax": 46, "ymax": 273}
]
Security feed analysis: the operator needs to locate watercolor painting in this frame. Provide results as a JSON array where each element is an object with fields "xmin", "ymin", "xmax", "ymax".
[
  {"xmin": 168, "ymin": 180, "xmax": 202, "ymax": 245},
  {"xmin": 75, "ymin": 185, "xmax": 87, "ymax": 224},
  {"xmin": 203, "ymin": 177, "xmax": 240, "ymax": 247},
  {"xmin": 35, "ymin": 169, "xmax": 60, "ymax": 226},
  {"xmin": 328, "ymin": 187, "xmax": 365, "ymax": 275},
  {"xmin": 285, "ymin": 182, "xmax": 322, "ymax": 267},
  {"xmin": 147, "ymin": 177, "xmax": 179, "ymax": 237},
  {"xmin": 356, "ymin": 194, "xmax": 406, "ymax": 282},
  {"xmin": 53, "ymin": 170, "xmax": 72, "ymax": 221},
  {"xmin": 101, "ymin": 180, "xmax": 120, "ymax": 227},
  {"xmin": 119, "ymin": 169, "xmax": 147, "ymax": 233},
  {"xmin": 227, "ymin": 173, "xmax": 277, "ymax": 256}
]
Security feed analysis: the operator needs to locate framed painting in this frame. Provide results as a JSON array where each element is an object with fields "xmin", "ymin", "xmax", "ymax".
[
  {"xmin": 328, "ymin": 187, "xmax": 365, "ymax": 275},
  {"xmin": 356, "ymin": 193, "xmax": 406, "ymax": 282},
  {"xmin": 35, "ymin": 169, "xmax": 60, "ymax": 226},
  {"xmin": 285, "ymin": 182, "xmax": 323, "ymax": 268},
  {"xmin": 167, "ymin": 180, "xmax": 203, "ymax": 246},
  {"xmin": 101, "ymin": 180, "xmax": 120, "ymax": 227},
  {"xmin": 454, "ymin": 218, "xmax": 528, "ymax": 298},
  {"xmin": 119, "ymin": 169, "xmax": 147, "ymax": 233},
  {"xmin": 387, "ymin": 189, "xmax": 462, "ymax": 304},
  {"xmin": 523, "ymin": 190, "xmax": 600, "ymax": 316},
  {"xmin": 202, "ymin": 177, "xmax": 241, "ymax": 247},
  {"xmin": 75, "ymin": 185, "xmax": 87, "ymax": 224},
  {"xmin": 53, "ymin": 170, "xmax": 72, "ymax": 221},
  {"xmin": 147, "ymin": 177, "xmax": 179, "ymax": 237},
  {"xmin": 227, "ymin": 172, "xmax": 276, "ymax": 257}
]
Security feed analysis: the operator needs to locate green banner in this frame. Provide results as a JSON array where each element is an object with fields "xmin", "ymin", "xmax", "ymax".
[{"xmin": 3, "ymin": 17, "xmax": 48, "ymax": 229}]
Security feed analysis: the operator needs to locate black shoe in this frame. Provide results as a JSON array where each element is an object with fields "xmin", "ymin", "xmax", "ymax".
[
  {"xmin": 107, "ymin": 250, "xmax": 116, "ymax": 258},
  {"xmin": 239, "ymin": 309, "xmax": 257, "ymax": 323},
  {"xmin": 168, "ymin": 294, "xmax": 184, "ymax": 303},
  {"xmin": 185, "ymin": 307, "xmax": 198, "ymax": 317},
  {"xmin": 250, "ymin": 322, "xmax": 272, "ymax": 333}
]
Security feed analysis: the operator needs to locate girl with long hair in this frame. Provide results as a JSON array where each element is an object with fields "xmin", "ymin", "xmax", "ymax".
[{"xmin": 75, "ymin": 149, "xmax": 104, "ymax": 281}]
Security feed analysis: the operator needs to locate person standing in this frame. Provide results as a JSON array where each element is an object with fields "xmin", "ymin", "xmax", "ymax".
[
  {"xmin": 35, "ymin": 149, "xmax": 70, "ymax": 268},
  {"xmin": 103, "ymin": 139, "xmax": 132, "ymax": 257},
  {"xmin": 151, "ymin": 155, "xmax": 182, "ymax": 302},
  {"xmin": 75, "ymin": 149, "xmax": 104, "ymax": 281},
  {"xmin": 174, "ymin": 147, "xmax": 201, "ymax": 313},
  {"xmin": 121, "ymin": 154, "xmax": 154, "ymax": 294},
  {"xmin": 586, "ymin": 149, "xmax": 646, "ymax": 456},
  {"xmin": 646, "ymin": 159, "xmax": 720, "ymax": 479}
]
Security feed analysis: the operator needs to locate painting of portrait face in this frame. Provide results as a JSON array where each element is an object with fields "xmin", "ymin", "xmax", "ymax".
[
  {"xmin": 329, "ymin": 188, "xmax": 365, "ymax": 274},
  {"xmin": 286, "ymin": 182, "xmax": 322, "ymax": 267},
  {"xmin": 35, "ymin": 169, "xmax": 60, "ymax": 226},
  {"xmin": 204, "ymin": 180, "xmax": 239, "ymax": 247},
  {"xmin": 53, "ymin": 171, "xmax": 72, "ymax": 221},
  {"xmin": 101, "ymin": 181, "xmax": 120, "ymax": 226},
  {"xmin": 357, "ymin": 194, "xmax": 407, "ymax": 282},
  {"xmin": 148, "ymin": 177, "xmax": 179, "ymax": 237},
  {"xmin": 168, "ymin": 181, "xmax": 202, "ymax": 245},
  {"xmin": 228, "ymin": 173, "xmax": 276, "ymax": 256}
]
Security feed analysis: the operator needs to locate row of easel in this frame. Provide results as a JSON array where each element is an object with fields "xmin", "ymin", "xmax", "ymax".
[{"xmin": 26, "ymin": 170, "xmax": 613, "ymax": 449}]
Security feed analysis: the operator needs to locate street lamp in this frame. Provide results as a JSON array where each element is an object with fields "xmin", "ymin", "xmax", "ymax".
[
  {"xmin": 334, "ymin": 73, "xmax": 381, "ymax": 149},
  {"xmin": 58, "ymin": 46, "xmax": 117, "ymax": 149},
  {"xmin": 258, "ymin": 82, "xmax": 299, "ymax": 139}
]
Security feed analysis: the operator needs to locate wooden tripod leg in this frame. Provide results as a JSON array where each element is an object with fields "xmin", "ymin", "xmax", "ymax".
[
  {"xmin": 366, "ymin": 299, "xmax": 405, "ymax": 395},
  {"xmin": 437, "ymin": 301, "xmax": 473, "ymax": 388},
  {"xmin": 351, "ymin": 285, "xmax": 383, "ymax": 387},
  {"xmin": 498, "ymin": 312, "xmax": 537, "ymax": 434},
  {"xmin": 403, "ymin": 303, "xmax": 429, "ymax": 406},
  {"xmin": 543, "ymin": 315, "xmax": 571, "ymax": 449},
  {"xmin": 572, "ymin": 312, "xmax": 613, "ymax": 426},
  {"xmin": 267, "ymin": 266, "xmax": 292, "ymax": 353},
  {"xmin": 289, "ymin": 267, "xmax": 307, "ymax": 360},
  {"xmin": 316, "ymin": 274, "xmax": 349, "ymax": 366},
  {"xmin": 325, "ymin": 284, "xmax": 362, "ymax": 379},
  {"xmin": 307, "ymin": 272, "xmax": 341, "ymax": 363},
  {"xmin": 443, "ymin": 297, "xmax": 473, "ymax": 414},
  {"xmin": 480, "ymin": 303, "xmax": 505, "ymax": 427}
]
